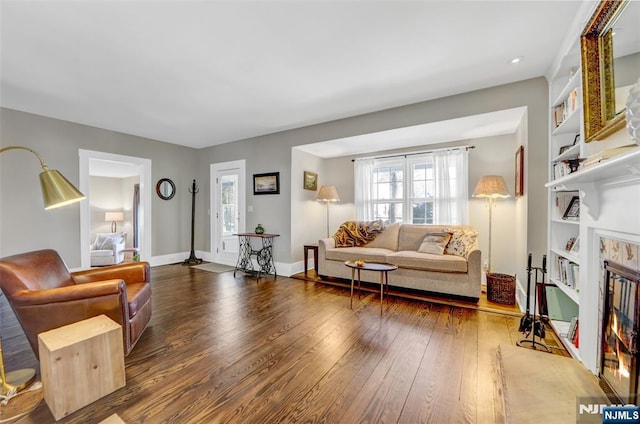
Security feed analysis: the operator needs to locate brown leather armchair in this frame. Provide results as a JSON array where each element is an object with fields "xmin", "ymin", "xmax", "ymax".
[{"xmin": 0, "ymin": 249, "xmax": 151, "ymax": 359}]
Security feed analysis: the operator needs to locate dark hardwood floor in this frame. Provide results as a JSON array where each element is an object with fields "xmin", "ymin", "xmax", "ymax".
[{"xmin": 2, "ymin": 264, "xmax": 566, "ymax": 423}]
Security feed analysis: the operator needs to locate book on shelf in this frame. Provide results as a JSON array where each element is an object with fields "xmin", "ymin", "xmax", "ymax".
[
  {"xmin": 553, "ymin": 88, "xmax": 579, "ymax": 128},
  {"xmin": 572, "ymin": 321, "xmax": 579, "ymax": 348},
  {"xmin": 553, "ymin": 161, "xmax": 573, "ymax": 179},
  {"xmin": 555, "ymin": 256, "xmax": 580, "ymax": 289},
  {"xmin": 567, "ymin": 316, "xmax": 578, "ymax": 340},
  {"xmin": 582, "ymin": 144, "xmax": 639, "ymax": 168}
]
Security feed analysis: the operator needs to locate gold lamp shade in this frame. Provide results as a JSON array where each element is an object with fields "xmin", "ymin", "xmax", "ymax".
[{"xmin": 40, "ymin": 169, "xmax": 86, "ymax": 210}]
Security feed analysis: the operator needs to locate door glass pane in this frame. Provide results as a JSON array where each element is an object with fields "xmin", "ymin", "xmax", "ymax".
[{"xmin": 221, "ymin": 175, "xmax": 238, "ymax": 235}]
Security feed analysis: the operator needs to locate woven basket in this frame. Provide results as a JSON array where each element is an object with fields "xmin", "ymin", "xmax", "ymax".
[{"xmin": 486, "ymin": 273, "xmax": 516, "ymax": 305}]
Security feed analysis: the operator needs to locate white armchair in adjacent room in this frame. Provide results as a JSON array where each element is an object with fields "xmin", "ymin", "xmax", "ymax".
[{"xmin": 90, "ymin": 232, "xmax": 127, "ymax": 266}]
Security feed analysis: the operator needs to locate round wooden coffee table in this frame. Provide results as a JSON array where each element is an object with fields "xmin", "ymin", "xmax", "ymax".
[{"xmin": 344, "ymin": 261, "xmax": 398, "ymax": 315}]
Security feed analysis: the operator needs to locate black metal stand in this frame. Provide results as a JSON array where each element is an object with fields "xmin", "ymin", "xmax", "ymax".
[
  {"xmin": 183, "ymin": 179, "xmax": 202, "ymax": 265},
  {"xmin": 233, "ymin": 234, "xmax": 278, "ymax": 280},
  {"xmin": 517, "ymin": 253, "xmax": 550, "ymax": 352}
]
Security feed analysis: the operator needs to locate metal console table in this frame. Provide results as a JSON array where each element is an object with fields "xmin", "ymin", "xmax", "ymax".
[{"xmin": 233, "ymin": 233, "xmax": 280, "ymax": 280}]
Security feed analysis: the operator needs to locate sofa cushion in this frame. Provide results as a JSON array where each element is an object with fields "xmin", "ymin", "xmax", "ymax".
[
  {"xmin": 418, "ymin": 232, "xmax": 452, "ymax": 255},
  {"xmin": 398, "ymin": 225, "xmax": 450, "ymax": 251},
  {"xmin": 365, "ymin": 222, "xmax": 400, "ymax": 251},
  {"xmin": 386, "ymin": 250, "xmax": 468, "ymax": 273},
  {"xmin": 91, "ymin": 249, "xmax": 114, "ymax": 257},
  {"xmin": 325, "ymin": 247, "xmax": 393, "ymax": 263}
]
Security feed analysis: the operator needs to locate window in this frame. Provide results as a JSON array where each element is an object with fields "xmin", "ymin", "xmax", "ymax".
[{"xmin": 355, "ymin": 148, "xmax": 468, "ymax": 225}]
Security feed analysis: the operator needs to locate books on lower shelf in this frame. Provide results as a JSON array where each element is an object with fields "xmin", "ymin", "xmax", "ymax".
[
  {"xmin": 567, "ymin": 317, "xmax": 580, "ymax": 348},
  {"xmin": 555, "ymin": 256, "xmax": 580, "ymax": 290}
]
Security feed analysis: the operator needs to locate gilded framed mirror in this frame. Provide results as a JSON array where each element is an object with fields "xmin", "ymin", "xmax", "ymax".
[{"xmin": 581, "ymin": 0, "xmax": 640, "ymax": 142}]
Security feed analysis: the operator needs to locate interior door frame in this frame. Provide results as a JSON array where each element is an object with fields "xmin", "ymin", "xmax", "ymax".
[
  {"xmin": 79, "ymin": 150, "xmax": 152, "ymax": 268},
  {"xmin": 210, "ymin": 159, "xmax": 246, "ymax": 264}
]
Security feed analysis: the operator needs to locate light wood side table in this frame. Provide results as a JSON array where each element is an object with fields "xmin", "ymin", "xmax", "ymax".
[{"xmin": 38, "ymin": 315, "xmax": 125, "ymax": 420}]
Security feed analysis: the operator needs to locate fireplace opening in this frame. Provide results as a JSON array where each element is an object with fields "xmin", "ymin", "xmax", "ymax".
[{"xmin": 601, "ymin": 261, "xmax": 639, "ymax": 404}]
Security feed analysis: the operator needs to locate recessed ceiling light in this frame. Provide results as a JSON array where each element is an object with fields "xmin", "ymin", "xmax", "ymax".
[{"xmin": 510, "ymin": 56, "xmax": 523, "ymax": 64}]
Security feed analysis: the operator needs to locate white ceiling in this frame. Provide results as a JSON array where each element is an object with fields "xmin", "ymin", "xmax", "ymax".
[
  {"xmin": 1, "ymin": 1, "xmax": 588, "ymax": 151},
  {"xmin": 298, "ymin": 106, "xmax": 527, "ymax": 158}
]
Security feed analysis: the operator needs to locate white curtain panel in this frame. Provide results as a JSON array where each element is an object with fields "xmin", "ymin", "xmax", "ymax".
[
  {"xmin": 433, "ymin": 148, "xmax": 469, "ymax": 224},
  {"xmin": 354, "ymin": 157, "xmax": 374, "ymax": 220}
]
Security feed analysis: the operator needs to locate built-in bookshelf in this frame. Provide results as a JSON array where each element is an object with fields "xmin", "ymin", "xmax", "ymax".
[{"xmin": 547, "ymin": 52, "xmax": 583, "ymax": 360}]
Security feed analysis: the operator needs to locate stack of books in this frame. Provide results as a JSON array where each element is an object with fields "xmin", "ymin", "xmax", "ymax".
[{"xmin": 583, "ymin": 144, "xmax": 638, "ymax": 168}]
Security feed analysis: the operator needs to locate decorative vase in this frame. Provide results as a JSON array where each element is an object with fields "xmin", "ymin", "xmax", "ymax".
[
  {"xmin": 626, "ymin": 77, "xmax": 640, "ymax": 143},
  {"xmin": 255, "ymin": 224, "xmax": 265, "ymax": 234}
]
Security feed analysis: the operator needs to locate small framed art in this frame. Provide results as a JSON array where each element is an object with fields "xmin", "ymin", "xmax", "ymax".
[
  {"xmin": 515, "ymin": 145, "xmax": 524, "ymax": 197},
  {"xmin": 562, "ymin": 196, "xmax": 580, "ymax": 219},
  {"xmin": 303, "ymin": 171, "xmax": 317, "ymax": 191},
  {"xmin": 253, "ymin": 172, "xmax": 280, "ymax": 195}
]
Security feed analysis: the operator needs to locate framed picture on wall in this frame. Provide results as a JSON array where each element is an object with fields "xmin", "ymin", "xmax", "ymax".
[
  {"xmin": 253, "ymin": 172, "xmax": 280, "ymax": 195},
  {"xmin": 303, "ymin": 171, "xmax": 317, "ymax": 191},
  {"xmin": 515, "ymin": 145, "xmax": 524, "ymax": 197}
]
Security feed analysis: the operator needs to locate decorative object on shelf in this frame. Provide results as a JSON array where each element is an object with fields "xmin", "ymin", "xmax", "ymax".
[
  {"xmin": 0, "ymin": 144, "xmax": 85, "ymax": 416},
  {"xmin": 156, "ymin": 178, "xmax": 175, "ymax": 200},
  {"xmin": 183, "ymin": 179, "xmax": 202, "ymax": 265},
  {"xmin": 253, "ymin": 172, "xmax": 280, "ymax": 195},
  {"xmin": 316, "ymin": 185, "xmax": 341, "ymax": 237},
  {"xmin": 570, "ymin": 236, "xmax": 580, "ymax": 254},
  {"xmin": 255, "ymin": 224, "xmax": 265, "ymax": 234},
  {"xmin": 626, "ymin": 77, "xmax": 640, "ymax": 143},
  {"xmin": 105, "ymin": 211, "xmax": 124, "ymax": 233},
  {"xmin": 515, "ymin": 146, "xmax": 524, "ymax": 197},
  {"xmin": 562, "ymin": 196, "xmax": 580, "ymax": 220},
  {"xmin": 303, "ymin": 171, "xmax": 318, "ymax": 191},
  {"xmin": 581, "ymin": 0, "xmax": 630, "ymax": 142},
  {"xmin": 563, "ymin": 158, "xmax": 585, "ymax": 173},
  {"xmin": 517, "ymin": 254, "xmax": 550, "ymax": 352},
  {"xmin": 558, "ymin": 133, "xmax": 580, "ymax": 155},
  {"xmin": 472, "ymin": 175, "xmax": 510, "ymax": 273},
  {"xmin": 565, "ymin": 237, "xmax": 576, "ymax": 251}
]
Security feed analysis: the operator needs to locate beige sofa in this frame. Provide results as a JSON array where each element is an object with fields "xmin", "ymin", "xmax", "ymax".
[{"xmin": 318, "ymin": 223, "xmax": 481, "ymax": 301}]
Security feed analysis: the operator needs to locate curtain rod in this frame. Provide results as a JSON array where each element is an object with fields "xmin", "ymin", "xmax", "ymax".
[{"xmin": 351, "ymin": 145, "xmax": 475, "ymax": 162}]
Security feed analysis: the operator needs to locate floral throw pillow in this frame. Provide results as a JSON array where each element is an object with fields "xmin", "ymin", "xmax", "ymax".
[{"xmin": 444, "ymin": 228, "xmax": 478, "ymax": 257}]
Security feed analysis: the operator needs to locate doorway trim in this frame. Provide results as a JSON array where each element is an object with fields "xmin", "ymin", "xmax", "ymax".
[
  {"xmin": 210, "ymin": 159, "xmax": 246, "ymax": 265},
  {"xmin": 79, "ymin": 150, "xmax": 152, "ymax": 268}
]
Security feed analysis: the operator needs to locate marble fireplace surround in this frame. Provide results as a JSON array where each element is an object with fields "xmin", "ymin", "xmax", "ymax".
[{"xmin": 579, "ymin": 176, "xmax": 640, "ymax": 375}]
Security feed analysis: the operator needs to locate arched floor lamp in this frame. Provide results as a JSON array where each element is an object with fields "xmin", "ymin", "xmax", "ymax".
[{"xmin": 0, "ymin": 145, "xmax": 85, "ymax": 401}]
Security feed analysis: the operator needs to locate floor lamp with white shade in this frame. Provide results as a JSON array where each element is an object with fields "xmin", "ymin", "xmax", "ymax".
[
  {"xmin": 0, "ymin": 146, "xmax": 85, "ymax": 405},
  {"xmin": 316, "ymin": 185, "xmax": 340, "ymax": 237},
  {"xmin": 472, "ymin": 175, "xmax": 510, "ymax": 274}
]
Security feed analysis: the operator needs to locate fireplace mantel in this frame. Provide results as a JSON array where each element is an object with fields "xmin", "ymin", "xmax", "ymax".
[{"xmin": 546, "ymin": 149, "xmax": 640, "ymax": 220}]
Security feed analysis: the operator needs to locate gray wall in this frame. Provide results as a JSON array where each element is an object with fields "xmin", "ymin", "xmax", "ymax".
[
  {"xmin": 197, "ymin": 76, "xmax": 548, "ymax": 267},
  {"xmin": 2, "ymin": 76, "xmax": 548, "ymax": 270},
  {"xmin": 0, "ymin": 108, "xmax": 199, "ymax": 266}
]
